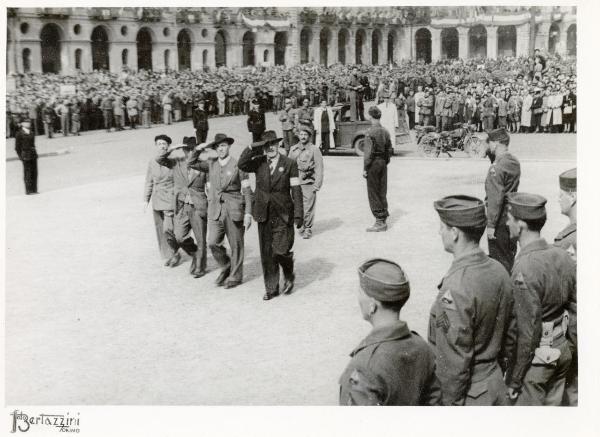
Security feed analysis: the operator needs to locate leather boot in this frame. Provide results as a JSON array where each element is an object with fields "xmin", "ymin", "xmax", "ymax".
[{"xmin": 366, "ymin": 219, "xmax": 388, "ymax": 232}]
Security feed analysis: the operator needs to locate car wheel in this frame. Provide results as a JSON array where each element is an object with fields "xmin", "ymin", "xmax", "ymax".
[{"xmin": 353, "ymin": 136, "xmax": 365, "ymax": 156}]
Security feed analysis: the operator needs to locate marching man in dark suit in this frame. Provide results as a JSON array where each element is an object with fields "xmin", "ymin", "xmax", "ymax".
[
  {"xmin": 188, "ymin": 133, "xmax": 253, "ymax": 289},
  {"xmin": 156, "ymin": 136, "xmax": 207, "ymax": 277},
  {"xmin": 247, "ymin": 98, "xmax": 266, "ymax": 143},
  {"xmin": 238, "ymin": 130, "xmax": 304, "ymax": 300},
  {"xmin": 15, "ymin": 119, "xmax": 38, "ymax": 195}
]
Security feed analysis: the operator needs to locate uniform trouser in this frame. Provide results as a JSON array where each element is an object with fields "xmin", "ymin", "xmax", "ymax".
[
  {"xmin": 163, "ymin": 108, "xmax": 172, "ymax": 125},
  {"xmin": 442, "ymin": 115, "xmax": 452, "ymax": 131},
  {"xmin": 103, "ymin": 111, "xmax": 113, "ymax": 130},
  {"xmin": 22, "ymin": 158, "xmax": 38, "ymax": 194},
  {"xmin": 301, "ymin": 184, "xmax": 317, "ymax": 230},
  {"xmin": 483, "ymin": 116, "xmax": 495, "ymax": 131},
  {"xmin": 320, "ymin": 132, "xmax": 330, "ymax": 152},
  {"xmin": 488, "ymin": 223, "xmax": 517, "ymax": 273},
  {"xmin": 72, "ymin": 120, "xmax": 80, "ymax": 134},
  {"xmin": 563, "ymin": 344, "xmax": 578, "ymax": 406},
  {"xmin": 61, "ymin": 115, "xmax": 69, "ymax": 135},
  {"xmin": 349, "ymin": 92, "xmax": 358, "ymax": 121},
  {"xmin": 497, "ymin": 116, "xmax": 507, "ymax": 128},
  {"xmin": 208, "ymin": 209, "xmax": 245, "ymax": 283},
  {"xmin": 516, "ymin": 338, "xmax": 572, "ymax": 406},
  {"xmin": 421, "ymin": 114, "xmax": 432, "ymax": 127},
  {"xmin": 283, "ymin": 129, "xmax": 295, "ymax": 154},
  {"xmin": 30, "ymin": 118, "xmax": 38, "ymax": 135},
  {"xmin": 436, "ymin": 115, "xmax": 443, "ymax": 132},
  {"xmin": 196, "ymin": 129, "xmax": 208, "ymax": 144},
  {"xmin": 257, "ymin": 214, "xmax": 295, "ymax": 293},
  {"xmin": 44, "ymin": 122, "xmax": 53, "ymax": 138},
  {"xmin": 366, "ymin": 159, "xmax": 389, "ymax": 220},
  {"xmin": 464, "ymin": 365, "xmax": 508, "ymax": 406},
  {"xmin": 174, "ymin": 109, "xmax": 182, "ymax": 122},
  {"xmin": 174, "ymin": 203, "xmax": 206, "ymax": 272},
  {"xmin": 153, "ymin": 210, "xmax": 177, "ymax": 259},
  {"xmin": 114, "ymin": 115, "xmax": 123, "ymax": 129},
  {"xmin": 142, "ymin": 110, "xmax": 151, "ymax": 127}
]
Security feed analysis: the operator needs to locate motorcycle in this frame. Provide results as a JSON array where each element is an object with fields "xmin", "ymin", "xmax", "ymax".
[{"xmin": 417, "ymin": 123, "xmax": 483, "ymax": 158}]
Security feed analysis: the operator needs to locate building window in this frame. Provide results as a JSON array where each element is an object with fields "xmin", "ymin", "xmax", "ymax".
[
  {"xmin": 122, "ymin": 49, "xmax": 128, "ymax": 66},
  {"xmin": 74, "ymin": 49, "xmax": 82, "ymax": 70},
  {"xmin": 73, "ymin": 24, "xmax": 81, "ymax": 35},
  {"xmin": 20, "ymin": 22, "xmax": 29, "ymax": 34},
  {"xmin": 201, "ymin": 29, "xmax": 208, "ymax": 38},
  {"xmin": 121, "ymin": 26, "xmax": 128, "ymax": 36},
  {"xmin": 163, "ymin": 27, "xmax": 170, "ymax": 37},
  {"xmin": 22, "ymin": 48, "xmax": 31, "ymax": 72},
  {"xmin": 263, "ymin": 50, "xmax": 269, "ymax": 63}
]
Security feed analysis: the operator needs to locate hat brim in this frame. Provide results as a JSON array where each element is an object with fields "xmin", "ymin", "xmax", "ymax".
[
  {"xmin": 251, "ymin": 137, "xmax": 283, "ymax": 148},
  {"xmin": 206, "ymin": 137, "xmax": 234, "ymax": 149}
]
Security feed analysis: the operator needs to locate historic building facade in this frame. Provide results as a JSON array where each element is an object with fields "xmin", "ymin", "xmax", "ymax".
[{"xmin": 7, "ymin": 6, "xmax": 577, "ymax": 75}]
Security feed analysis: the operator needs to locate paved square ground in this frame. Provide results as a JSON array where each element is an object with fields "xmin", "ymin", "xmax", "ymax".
[{"xmin": 5, "ymin": 112, "xmax": 576, "ymax": 405}]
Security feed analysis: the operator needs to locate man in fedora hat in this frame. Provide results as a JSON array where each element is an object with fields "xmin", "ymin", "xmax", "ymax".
[
  {"xmin": 238, "ymin": 130, "xmax": 304, "ymax": 300},
  {"xmin": 188, "ymin": 134, "xmax": 253, "ymax": 289},
  {"xmin": 156, "ymin": 136, "xmax": 208, "ymax": 277}
]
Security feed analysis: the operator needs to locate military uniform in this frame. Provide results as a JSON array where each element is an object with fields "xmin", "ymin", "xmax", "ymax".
[
  {"xmin": 505, "ymin": 193, "xmax": 577, "ymax": 406},
  {"xmin": 429, "ymin": 195, "xmax": 514, "ymax": 406},
  {"xmin": 485, "ymin": 130, "xmax": 521, "ymax": 273},
  {"xmin": 339, "ymin": 259, "xmax": 441, "ymax": 406},
  {"xmin": 363, "ymin": 109, "xmax": 394, "ymax": 230},
  {"xmin": 192, "ymin": 105, "xmax": 209, "ymax": 144},
  {"xmin": 247, "ymin": 105, "xmax": 266, "ymax": 143}
]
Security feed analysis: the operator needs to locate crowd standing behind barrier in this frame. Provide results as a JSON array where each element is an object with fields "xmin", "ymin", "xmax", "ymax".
[{"xmin": 6, "ymin": 54, "xmax": 575, "ymax": 138}]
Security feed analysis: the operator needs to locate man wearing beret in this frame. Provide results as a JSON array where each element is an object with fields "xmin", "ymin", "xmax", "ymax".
[
  {"xmin": 363, "ymin": 106, "xmax": 394, "ymax": 232},
  {"xmin": 189, "ymin": 134, "xmax": 253, "ymax": 289},
  {"xmin": 504, "ymin": 193, "xmax": 577, "ymax": 406},
  {"xmin": 288, "ymin": 124, "xmax": 324, "ymax": 240},
  {"xmin": 483, "ymin": 128, "xmax": 520, "ymax": 273},
  {"xmin": 339, "ymin": 259, "xmax": 441, "ymax": 406},
  {"xmin": 554, "ymin": 168, "xmax": 577, "ymax": 406},
  {"xmin": 429, "ymin": 195, "xmax": 514, "ymax": 405},
  {"xmin": 238, "ymin": 131, "xmax": 304, "ymax": 300},
  {"xmin": 156, "ymin": 136, "xmax": 208, "ymax": 277}
]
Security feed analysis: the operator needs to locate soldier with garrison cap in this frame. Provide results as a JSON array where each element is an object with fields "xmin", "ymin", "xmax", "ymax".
[
  {"xmin": 339, "ymin": 259, "xmax": 441, "ymax": 406},
  {"xmin": 555, "ymin": 168, "xmax": 577, "ymax": 406},
  {"xmin": 363, "ymin": 105, "xmax": 394, "ymax": 232},
  {"xmin": 505, "ymin": 193, "xmax": 577, "ymax": 406},
  {"xmin": 483, "ymin": 128, "xmax": 521, "ymax": 273},
  {"xmin": 429, "ymin": 195, "xmax": 514, "ymax": 406}
]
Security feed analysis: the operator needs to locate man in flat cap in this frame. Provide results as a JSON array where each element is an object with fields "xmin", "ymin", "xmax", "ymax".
[
  {"xmin": 247, "ymin": 99, "xmax": 266, "ymax": 143},
  {"xmin": 483, "ymin": 128, "xmax": 521, "ymax": 273},
  {"xmin": 189, "ymin": 134, "xmax": 253, "ymax": 289},
  {"xmin": 554, "ymin": 168, "xmax": 577, "ymax": 406},
  {"xmin": 288, "ymin": 123, "xmax": 324, "ymax": 240},
  {"xmin": 156, "ymin": 136, "xmax": 208, "ymax": 277},
  {"xmin": 429, "ymin": 195, "xmax": 514, "ymax": 405},
  {"xmin": 363, "ymin": 105, "xmax": 394, "ymax": 232},
  {"xmin": 339, "ymin": 259, "xmax": 441, "ymax": 406},
  {"xmin": 504, "ymin": 193, "xmax": 577, "ymax": 406},
  {"xmin": 238, "ymin": 130, "xmax": 304, "ymax": 300}
]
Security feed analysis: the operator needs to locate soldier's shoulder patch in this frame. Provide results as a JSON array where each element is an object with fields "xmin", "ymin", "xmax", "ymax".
[
  {"xmin": 436, "ymin": 311, "xmax": 451, "ymax": 333},
  {"xmin": 489, "ymin": 165, "xmax": 497, "ymax": 177},
  {"xmin": 440, "ymin": 289, "xmax": 457, "ymax": 310},
  {"xmin": 566, "ymin": 244, "xmax": 576, "ymax": 261}
]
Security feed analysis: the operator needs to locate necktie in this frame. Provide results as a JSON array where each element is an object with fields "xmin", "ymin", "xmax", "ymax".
[{"xmin": 269, "ymin": 158, "xmax": 276, "ymax": 174}]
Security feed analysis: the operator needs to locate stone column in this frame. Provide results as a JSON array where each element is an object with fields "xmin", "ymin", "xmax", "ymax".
[
  {"xmin": 486, "ymin": 25, "xmax": 498, "ymax": 59},
  {"xmin": 535, "ymin": 22, "xmax": 551, "ymax": 52},
  {"xmin": 516, "ymin": 23, "xmax": 530, "ymax": 57},
  {"xmin": 311, "ymin": 25, "xmax": 321, "ymax": 64},
  {"xmin": 60, "ymin": 40, "xmax": 73, "ymax": 75},
  {"xmin": 365, "ymin": 28, "xmax": 372, "ymax": 65},
  {"xmin": 329, "ymin": 29, "xmax": 338, "ymax": 65},
  {"xmin": 7, "ymin": 39, "xmax": 17, "ymax": 74},
  {"xmin": 558, "ymin": 22, "xmax": 569, "ymax": 56},
  {"xmin": 458, "ymin": 27, "xmax": 469, "ymax": 59},
  {"xmin": 288, "ymin": 27, "xmax": 299, "ymax": 66},
  {"xmin": 381, "ymin": 30, "xmax": 388, "ymax": 65},
  {"xmin": 430, "ymin": 27, "xmax": 442, "ymax": 62},
  {"xmin": 348, "ymin": 29, "xmax": 356, "ymax": 64},
  {"xmin": 191, "ymin": 43, "xmax": 204, "ymax": 71}
]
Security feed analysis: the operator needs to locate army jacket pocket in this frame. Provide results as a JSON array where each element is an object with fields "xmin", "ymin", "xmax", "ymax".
[
  {"xmin": 532, "ymin": 346, "xmax": 561, "ymax": 366},
  {"xmin": 466, "ymin": 379, "xmax": 489, "ymax": 399}
]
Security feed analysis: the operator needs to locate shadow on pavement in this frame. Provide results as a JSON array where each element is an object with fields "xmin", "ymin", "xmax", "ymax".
[
  {"xmin": 294, "ymin": 257, "xmax": 336, "ymax": 292},
  {"xmin": 313, "ymin": 217, "xmax": 344, "ymax": 236}
]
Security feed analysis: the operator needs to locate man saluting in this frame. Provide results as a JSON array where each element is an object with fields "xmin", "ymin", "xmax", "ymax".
[{"xmin": 238, "ymin": 131, "xmax": 304, "ymax": 300}]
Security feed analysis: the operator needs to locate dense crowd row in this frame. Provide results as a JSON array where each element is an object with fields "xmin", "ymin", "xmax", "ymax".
[{"xmin": 6, "ymin": 51, "xmax": 576, "ymax": 138}]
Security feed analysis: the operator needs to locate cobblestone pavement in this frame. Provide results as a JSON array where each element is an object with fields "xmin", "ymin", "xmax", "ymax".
[{"xmin": 5, "ymin": 110, "xmax": 576, "ymax": 404}]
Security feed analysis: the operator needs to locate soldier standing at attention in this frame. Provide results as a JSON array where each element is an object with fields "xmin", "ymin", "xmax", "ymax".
[
  {"xmin": 237, "ymin": 131, "xmax": 304, "ymax": 300},
  {"xmin": 429, "ymin": 195, "xmax": 514, "ymax": 406},
  {"xmin": 192, "ymin": 100, "xmax": 209, "ymax": 144},
  {"xmin": 505, "ymin": 193, "xmax": 577, "ymax": 406},
  {"xmin": 15, "ymin": 120, "xmax": 38, "ymax": 195},
  {"xmin": 363, "ymin": 106, "xmax": 393, "ymax": 232},
  {"xmin": 484, "ymin": 128, "xmax": 521, "ymax": 272},
  {"xmin": 288, "ymin": 124, "xmax": 324, "ymax": 239},
  {"xmin": 339, "ymin": 258, "xmax": 441, "ymax": 406},
  {"xmin": 247, "ymin": 99, "xmax": 266, "ymax": 143},
  {"xmin": 554, "ymin": 168, "xmax": 577, "ymax": 406}
]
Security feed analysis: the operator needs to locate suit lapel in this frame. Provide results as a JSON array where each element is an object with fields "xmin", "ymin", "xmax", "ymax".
[{"xmin": 219, "ymin": 159, "xmax": 236, "ymax": 191}]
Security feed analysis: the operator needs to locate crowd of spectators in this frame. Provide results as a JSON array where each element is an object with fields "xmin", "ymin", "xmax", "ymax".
[{"xmin": 6, "ymin": 50, "xmax": 576, "ymax": 138}]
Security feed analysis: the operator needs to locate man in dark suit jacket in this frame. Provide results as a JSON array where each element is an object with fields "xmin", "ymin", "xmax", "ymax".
[
  {"xmin": 192, "ymin": 101, "xmax": 209, "ymax": 144},
  {"xmin": 188, "ymin": 133, "xmax": 253, "ymax": 289},
  {"xmin": 238, "ymin": 130, "xmax": 304, "ymax": 300},
  {"xmin": 15, "ymin": 119, "xmax": 38, "ymax": 195},
  {"xmin": 247, "ymin": 99, "xmax": 266, "ymax": 143},
  {"xmin": 156, "ymin": 136, "xmax": 207, "ymax": 277}
]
